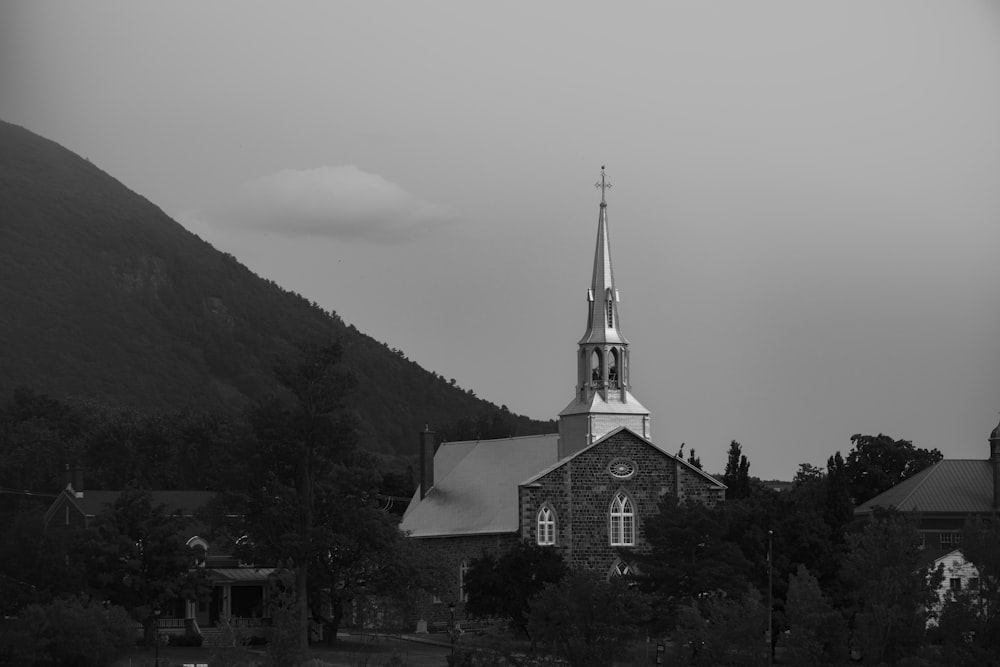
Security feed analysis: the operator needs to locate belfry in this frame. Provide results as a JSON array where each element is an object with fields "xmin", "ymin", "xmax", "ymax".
[{"xmin": 557, "ymin": 167, "xmax": 651, "ymax": 458}]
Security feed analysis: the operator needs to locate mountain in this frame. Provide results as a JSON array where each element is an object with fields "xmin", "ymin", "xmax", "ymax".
[{"xmin": 0, "ymin": 120, "xmax": 553, "ymax": 460}]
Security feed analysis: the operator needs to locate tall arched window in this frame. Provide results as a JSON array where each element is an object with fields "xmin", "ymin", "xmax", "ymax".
[
  {"xmin": 609, "ymin": 492, "xmax": 635, "ymax": 546},
  {"xmin": 537, "ymin": 506, "xmax": 556, "ymax": 546},
  {"xmin": 459, "ymin": 560, "xmax": 470, "ymax": 602},
  {"xmin": 608, "ymin": 348, "xmax": 619, "ymax": 387},
  {"xmin": 590, "ymin": 349, "xmax": 602, "ymax": 383}
]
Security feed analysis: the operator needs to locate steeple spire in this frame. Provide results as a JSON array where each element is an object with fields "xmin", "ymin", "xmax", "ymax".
[
  {"xmin": 581, "ymin": 166, "xmax": 626, "ymax": 347},
  {"xmin": 557, "ymin": 167, "xmax": 650, "ymax": 459}
]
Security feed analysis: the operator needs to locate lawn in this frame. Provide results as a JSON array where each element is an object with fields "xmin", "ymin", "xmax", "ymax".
[{"xmin": 115, "ymin": 634, "xmax": 452, "ymax": 667}]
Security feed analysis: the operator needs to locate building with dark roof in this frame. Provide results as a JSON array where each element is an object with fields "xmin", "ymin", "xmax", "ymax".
[
  {"xmin": 400, "ymin": 170, "xmax": 726, "ymax": 626},
  {"xmin": 854, "ymin": 420, "xmax": 1000, "ymax": 611},
  {"xmin": 44, "ymin": 479, "xmax": 273, "ymax": 642}
]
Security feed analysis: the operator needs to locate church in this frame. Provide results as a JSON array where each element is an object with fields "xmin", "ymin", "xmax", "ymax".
[{"xmin": 399, "ymin": 169, "xmax": 726, "ymax": 624}]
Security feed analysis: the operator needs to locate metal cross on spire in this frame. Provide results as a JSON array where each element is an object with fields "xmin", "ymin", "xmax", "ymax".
[{"xmin": 595, "ymin": 165, "xmax": 612, "ymax": 205}]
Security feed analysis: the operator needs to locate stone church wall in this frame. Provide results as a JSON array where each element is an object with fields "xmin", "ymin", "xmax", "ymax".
[
  {"xmin": 408, "ymin": 532, "xmax": 520, "ymax": 627},
  {"xmin": 520, "ymin": 430, "xmax": 723, "ymax": 574}
]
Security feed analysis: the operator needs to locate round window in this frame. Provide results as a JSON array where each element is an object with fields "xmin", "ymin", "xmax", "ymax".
[{"xmin": 608, "ymin": 458, "xmax": 636, "ymax": 479}]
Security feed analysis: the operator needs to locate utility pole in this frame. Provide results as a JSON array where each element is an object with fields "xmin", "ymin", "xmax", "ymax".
[{"xmin": 767, "ymin": 529, "xmax": 773, "ymax": 667}]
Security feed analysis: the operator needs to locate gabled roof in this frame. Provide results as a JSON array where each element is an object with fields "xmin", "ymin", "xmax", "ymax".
[
  {"xmin": 521, "ymin": 426, "xmax": 726, "ymax": 489},
  {"xmin": 854, "ymin": 459, "xmax": 996, "ymax": 516},
  {"xmin": 44, "ymin": 488, "xmax": 215, "ymax": 528},
  {"xmin": 400, "ymin": 434, "xmax": 559, "ymax": 538}
]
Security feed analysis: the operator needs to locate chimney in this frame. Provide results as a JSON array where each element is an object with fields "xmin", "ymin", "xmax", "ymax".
[
  {"xmin": 71, "ymin": 467, "xmax": 84, "ymax": 498},
  {"xmin": 990, "ymin": 421, "xmax": 1000, "ymax": 510},
  {"xmin": 419, "ymin": 427, "xmax": 437, "ymax": 500}
]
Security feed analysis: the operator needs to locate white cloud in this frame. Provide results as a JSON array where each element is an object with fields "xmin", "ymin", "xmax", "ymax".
[{"xmin": 196, "ymin": 165, "xmax": 453, "ymax": 244}]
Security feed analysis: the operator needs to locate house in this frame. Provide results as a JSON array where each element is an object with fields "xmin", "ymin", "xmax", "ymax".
[
  {"xmin": 43, "ymin": 473, "xmax": 273, "ymax": 640},
  {"xmin": 400, "ymin": 169, "xmax": 727, "ymax": 625},
  {"xmin": 854, "ymin": 420, "xmax": 1000, "ymax": 618}
]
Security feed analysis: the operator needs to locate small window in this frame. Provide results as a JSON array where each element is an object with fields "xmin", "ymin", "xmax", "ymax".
[
  {"xmin": 537, "ymin": 506, "xmax": 556, "ymax": 546},
  {"xmin": 609, "ymin": 492, "xmax": 635, "ymax": 547},
  {"xmin": 949, "ymin": 577, "xmax": 962, "ymax": 592},
  {"xmin": 940, "ymin": 532, "xmax": 960, "ymax": 549}
]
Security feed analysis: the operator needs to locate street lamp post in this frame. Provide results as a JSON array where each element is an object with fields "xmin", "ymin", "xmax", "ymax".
[
  {"xmin": 767, "ymin": 530, "xmax": 773, "ymax": 667},
  {"xmin": 448, "ymin": 602, "xmax": 456, "ymax": 658},
  {"xmin": 153, "ymin": 608, "xmax": 161, "ymax": 667}
]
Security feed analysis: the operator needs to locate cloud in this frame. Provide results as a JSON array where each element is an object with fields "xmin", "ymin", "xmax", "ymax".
[{"xmin": 198, "ymin": 165, "xmax": 453, "ymax": 243}]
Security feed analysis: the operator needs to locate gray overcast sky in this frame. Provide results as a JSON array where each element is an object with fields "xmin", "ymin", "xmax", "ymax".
[{"xmin": 3, "ymin": 1, "xmax": 999, "ymax": 479}]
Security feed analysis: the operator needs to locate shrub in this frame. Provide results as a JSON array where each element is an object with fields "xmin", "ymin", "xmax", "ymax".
[{"xmin": 17, "ymin": 596, "xmax": 134, "ymax": 666}]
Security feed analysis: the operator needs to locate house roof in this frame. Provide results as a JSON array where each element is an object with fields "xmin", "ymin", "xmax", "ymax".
[
  {"xmin": 44, "ymin": 488, "xmax": 216, "ymax": 530},
  {"xmin": 70, "ymin": 490, "xmax": 215, "ymax": 517},
  {"xmin": 854, "ymin": 459, "xmax": 996, "ymax": 516},
  {"xmin": 400, "ymin": 433, "xmax": 559, "ymax": 538}
]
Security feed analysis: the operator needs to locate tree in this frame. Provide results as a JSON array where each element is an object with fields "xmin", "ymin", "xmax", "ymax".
[
  {"xmin": 722, "ymin": 440, "xmax": 751, "ymax": 500},
  {"xmin": 673, "ymin": 590, "xmax": 769, "ymax": 667},
  {"xmin": 845, "ymin": 433, "xmax": 942, "ymax": 504},
  {"xmin": 959, "ymin": 514, "xmax": 1000, "ymax": 646},
  {"xmin": 781, "ymin": 565, "xmax": 848, "ymax": 664},
  {"xmin": 0, "ymin": 506, "xmax": 87, "ymax": 615},
  {"xmin": 0, "ymin": 386, "xmax": 88, "ymax": 498},
  {"xmin": 464, "ymin": 541, "xmax": 568, "ymax": 637},
  {"xmin": 12, "ymin": 597, "xmax": 134, "ymax": 667},
  {"xmin": 80, "ymin": 486, "xmax": 208, "ymax": 647},
  {"xmin": 839, "ymin": 509, "xmax": 942, "ymax": 664},
  {"xmin": 210, "ymin": 341, "xmax": 403, "ymax": 648},
  {"xmin": 527, "ymin": 571, "xmax": 650, "ymax": 667},
  {"xmin": 639, "ymin": 496, "xmax": 751, "ymax": 624}
]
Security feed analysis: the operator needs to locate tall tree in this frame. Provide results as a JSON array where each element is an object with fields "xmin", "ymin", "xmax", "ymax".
[
  {"xmin": 722, "ymin": 440, "xmax": 751, "ymax": 500},
  {"xmin": 639, "ymin": 496, "xmax": 751, "ymax": 624},
  {"xmin": 845, "ymin": 433, "xmax": 942, "ymax": 504},
  {"xmin": 781, "ymin": 564, "xmax": 848, "ymax": 664},
  {"xmin": 528, "ymin": 571, "xmax": 650, "ymax": 667},
  {"xmin": 80, "ymin": 486, "xmax": 207, "ymax": 647},
  {"xmin": 960, "ymin": 514, "xmax": 1000, "ymax": 643},
  {"xmin": 464, "ymin": 540, "xmax": 568, "ymax": 638},
  {"xmin": 210, "ymin": 341, "xmax": 402, "ymax": 649},
  {"xmin": 839, "ymin": 509, "xmax": 942, "ymax": 664}
]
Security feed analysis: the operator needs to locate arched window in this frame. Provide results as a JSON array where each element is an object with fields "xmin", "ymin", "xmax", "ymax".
[
  {"xmin": 608, "ymin": 348, "xmax": 619, "ymax": 387},
  {"xmin": 609, "ymin": 492, "xmax": 635, "ymax": 546},
  {"xmin": 187, "ymin": 536, "xmax": 209, "ymax": 567},
  {"xmin": 459, "ymin": 560, "xmax": 470, "ymax": 602},
  {"xmin": 591, "ymin": 349, "xmax": 602, "ymax": 383},
  {"xmin": 537, "ymin": 506, "xmax": 556, "ymax": 546},
  {"xmin": 611, "ymin": 560, "xmax": 632, "ymax": 577}
]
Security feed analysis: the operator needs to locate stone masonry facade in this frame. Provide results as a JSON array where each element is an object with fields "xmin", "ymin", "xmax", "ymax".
[
  {"xmin": 409, "ymin": 532, "xmax": 520, "ymax": 625},
  {"xmin": 519, "ymin": 429, "xmax": 724, "ymax": 573}
]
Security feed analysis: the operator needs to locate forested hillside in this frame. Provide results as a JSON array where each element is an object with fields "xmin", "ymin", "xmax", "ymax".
[{"xmin": 0, "ymin": 120, "xmax": 553, "ymax": 467}]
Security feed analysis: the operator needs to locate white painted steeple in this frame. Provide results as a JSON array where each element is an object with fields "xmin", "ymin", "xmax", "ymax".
[{"xmin": 557, "ymin": 167, "xmax": 650, "ymax": 459}]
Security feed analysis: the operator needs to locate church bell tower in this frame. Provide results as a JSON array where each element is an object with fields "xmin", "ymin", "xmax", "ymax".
[{"xmin": 557, "ymin": 167, "xmax": 651, "ymax": 459}]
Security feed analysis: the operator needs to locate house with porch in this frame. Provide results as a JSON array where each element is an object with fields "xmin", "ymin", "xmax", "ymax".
[{"xmin": 43, "ymin": 477, "xmax": 273, "ymax": 642}]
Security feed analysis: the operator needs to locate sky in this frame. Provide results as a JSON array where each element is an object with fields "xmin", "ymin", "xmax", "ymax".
[{"xmin": 3, "ymin": 1, "xmax": 999, "ymax": 479}]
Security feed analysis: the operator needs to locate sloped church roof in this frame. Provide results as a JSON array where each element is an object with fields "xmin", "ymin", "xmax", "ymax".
[{"xmin": 401, "ymin": 434, "xmax": 559, "ymax": 537}]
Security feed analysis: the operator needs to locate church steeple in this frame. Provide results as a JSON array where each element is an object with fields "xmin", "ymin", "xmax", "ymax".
[
  {"xmin": 580, "ymin": 167, "xmax": 627, "ymax": 348},
  {"xmin": 557, "ymin": 167, "xmax": 650, "ymax": 459}
]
